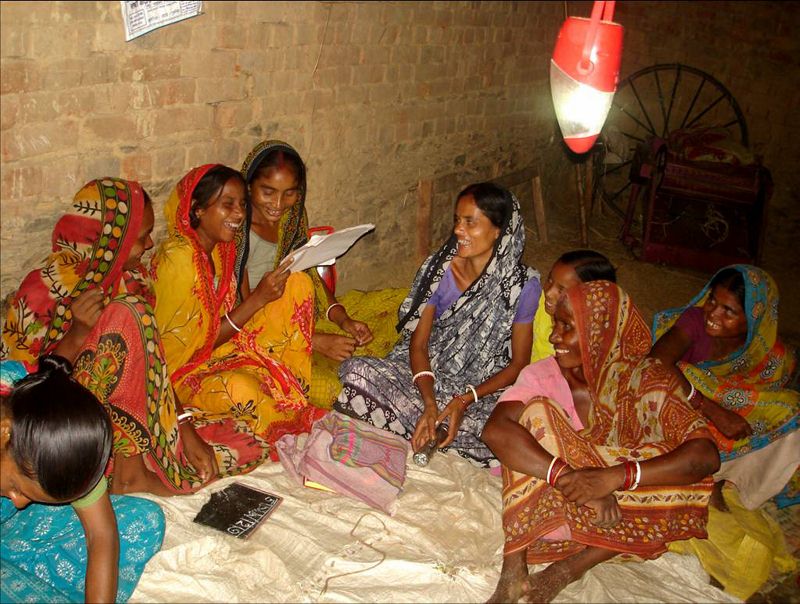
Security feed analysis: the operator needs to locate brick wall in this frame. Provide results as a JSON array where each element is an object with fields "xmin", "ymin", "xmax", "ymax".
[
  {"xmin": 0, "ymin": 0, "xmax": 565, "ymax": 298},
  {"xmin": 1, "ymin": 1, "xmax": 797, "ymax": 299}
]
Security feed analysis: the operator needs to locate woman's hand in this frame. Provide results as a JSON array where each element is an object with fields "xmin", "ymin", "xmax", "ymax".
[
  {"xmin": 556, "ymin": 466, "xmax": 619, "ymax": 507},
  {"xmin": 71, "ymin": 288, "xmax": 106, "ymax": 334},
  {"xmin": 341, "ymin": 317, "xmax": 374, "ymax": 346},
  {"xmin": 411, "ymin": 405, "xmax": 439, "ymax": 453},
  {"xmin": 53, "ymin": 288, "xmax": 107, "ymax": 362},
  {"xmin": 710, "ymin": 406, "xmax": 753, "ymax": 440},
  {"xmin": 179, "ymin": 421, "xmax": 218, "ymax": 484},
  {"xmin": 583, "ymin": 494, "xmax": 622, "ymax": 528},
  {"xmin": 253, "ymin": 259, "xmax": 292, "ymax": 306},
  {"xmin": 313, "ymin": 332, "xmax": 357, "ymax": 361},
  {"xmin": 436, "ymin": 396, "xmax": 468, "ymax": 447}
]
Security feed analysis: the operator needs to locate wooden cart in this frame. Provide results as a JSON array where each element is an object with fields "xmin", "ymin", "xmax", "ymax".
[{"xmin": 592, "ymin": 64, "xmax": 772, "ymax": 273}]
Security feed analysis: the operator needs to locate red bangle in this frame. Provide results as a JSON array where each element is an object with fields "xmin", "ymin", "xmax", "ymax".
[
  {"xmin": 552, "ymin": 461, "xmax": 570, "ymax": 485},
  {"xmin": 547, "ymin": 458, "xmax": 570, "ymax": 487},
  {"xmin": 621, "ymin": 460, "xmax": 633, "ymax": 490}
]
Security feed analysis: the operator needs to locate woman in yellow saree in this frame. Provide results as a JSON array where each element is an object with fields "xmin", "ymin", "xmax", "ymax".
[
  {"xmin": 151, "ymin": 164, "xmax": 322, "ymax": 458},
  {"xmin": 237, "ymin": 140, "xmax": 380, "ymax": 409}
]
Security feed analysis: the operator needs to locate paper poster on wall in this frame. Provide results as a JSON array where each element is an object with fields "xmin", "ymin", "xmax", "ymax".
[{"xmin": 120, "ymin": 1, "xmax": 203, "ymax": 42}]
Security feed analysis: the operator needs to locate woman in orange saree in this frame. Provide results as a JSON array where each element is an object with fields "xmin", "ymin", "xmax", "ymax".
[
  {"xmin": 482, "ymin": 281, "xmax": 720, "ymax": 602},
  {"xmin": 1, "ymin": 178, "xmax": 265, "ymax": 495},
  {"xmin": 150, "ymin": 164, "xmax": 322, "ymax": 459}
]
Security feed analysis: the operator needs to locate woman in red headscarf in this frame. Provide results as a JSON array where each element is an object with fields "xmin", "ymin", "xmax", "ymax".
[
  {"xmin": 2, "ymin": 178, "xmax": 266, "ymax": 496},
  {"xmin": 482, "ymin": 281, "xmax": 720, "ymax": 602},
  {"xmin": 150, "ymin": 165, "xmax": 322, "ymax": 460}
]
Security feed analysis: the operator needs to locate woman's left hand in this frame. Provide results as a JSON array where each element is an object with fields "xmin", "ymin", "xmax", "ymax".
[
  {"xmin": 583, "ymin": 494, "xmax": 622, "ymax": 528},
  {"xmin": 341, "ymin": 318, "xmax": 374, "ymax": 346},
  {"xmin": 179, "ymin": 421, "xmax": 218, "ymax": 484},
  {"xmin": 556, "ymin": 466, "xmax": 618, "ymax": 507},
  {"xmin": 436, "ymin": 397, "xmax": 468, "ymax": 447},
  {"xmin": 313, "ymin": 332, "xmax": 357, "ymax": 361}
]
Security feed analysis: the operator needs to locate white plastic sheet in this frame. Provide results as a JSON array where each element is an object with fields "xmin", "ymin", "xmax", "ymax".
[{"xmin": 130, "ymin": 448, "xmax": 740, "ymax": 603}]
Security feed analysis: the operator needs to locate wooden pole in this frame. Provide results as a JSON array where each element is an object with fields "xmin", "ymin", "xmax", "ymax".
[
  {"xmin": 584, "ymin": 152, "xmax": 598, "ymax": 218},
  {"xmin": 575, "ymin": 163, "xmax": 589, "ymax": 246},
  {"xmin": 590, "ymin": 152, "xmax": 605, "ymax": 216},
  {"xmin": 416, "ymin": 179, "xmax": 433, "ymax": 265},
  {"xmin": 531, "ymin": 175, "xmax": 548, "ymax": 244}
]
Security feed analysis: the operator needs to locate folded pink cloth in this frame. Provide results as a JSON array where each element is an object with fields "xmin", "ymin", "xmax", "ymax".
[{"xmin": 276, "ymin": 411, "xmax": 409, "ymax": 515}]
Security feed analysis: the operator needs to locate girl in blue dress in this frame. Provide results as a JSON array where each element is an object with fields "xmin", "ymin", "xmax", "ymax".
[{"xmin": 0, "ymin": 356, "xmax": 164, "ymax": 603}]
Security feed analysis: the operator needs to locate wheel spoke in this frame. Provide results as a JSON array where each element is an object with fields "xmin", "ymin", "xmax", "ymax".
[
  {"xmin": 653, "ymin": 69, "xmax": 668, "ymax": 137},
  {"xmin": 615, "ymin": 102, "xmax": 656, "ymax": 138},
  {"xmin": 607, "ymin": 180, "xmax": 632, "ymax": 202},
  {"xmin": 680, "ymin": 78, "xmax": 706, "ymax": 129},
  {"xmin": 629, "ymin": 80, "xmax": 658, "ymax": 137},
  {"xmin": 602, "ymin": 159, "xmax": 632, "ymax": 176},
  {"xmin": 664, "ymin": 66, "xmax": 682, "ymax": 136},
  {"xmin": 621, "ymin": 132, "xmax": 645, "ymax": 143},
  {"xmin": 686, "ymin": 92, "xmax": 727, "ymax": 129}
]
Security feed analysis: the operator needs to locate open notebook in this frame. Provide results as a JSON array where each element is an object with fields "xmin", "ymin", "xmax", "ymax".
[{"xmin": 285, "ymin": 224, "xmax": 375, "ymax": 273}]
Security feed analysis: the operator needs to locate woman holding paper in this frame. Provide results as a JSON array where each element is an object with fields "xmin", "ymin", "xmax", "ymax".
[
  {"xmin": 334, "ymin": 183, "xmax": 541, "ymax": 469},
  {"xmin": 238, "ymin": 140, "xmax": 375, "ymax": 408},
  {"xmin": 151, "ymin": 164, "xmax": 322, "ymax": 453}
]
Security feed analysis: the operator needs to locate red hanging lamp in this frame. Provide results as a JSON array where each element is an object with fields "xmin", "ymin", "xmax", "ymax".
[{"xmin": 550, "ymin": 1, "xmax": 624, "ymax": 154}]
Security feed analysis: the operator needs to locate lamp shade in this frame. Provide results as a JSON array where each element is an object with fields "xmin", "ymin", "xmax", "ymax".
[{"xmin": 551, "ymin": 15, "xmax": 624, "ymax": 154}]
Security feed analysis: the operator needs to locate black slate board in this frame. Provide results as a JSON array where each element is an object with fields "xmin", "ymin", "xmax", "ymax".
[{"xmin": 193, "ymin": 482, "xmax": 283, "ymax": 540}]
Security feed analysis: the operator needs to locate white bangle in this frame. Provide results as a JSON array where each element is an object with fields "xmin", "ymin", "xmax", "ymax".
[
  {"xmin": 326, "ymin": 302, "xmax": 345, "ymax": 322},
  {"xmin": 687, "ymin": 383, "xmax": 696, "ymax": 402},
  {"xmin": 630, "ymin": 460, "xmax": 641, "ymax": 491},
  {"xmin": 466, "ymin": 384, "xmax": 478, "ymax": 404},
  {"xmin": 546, "ymin": 456, "xmax": 558, "ymax": 485},
  {"xmin": 225, "ymin": 312, "xmax": 242, "ymax": 332},
  {"xmin": 412, "ymin": 370, "xmax": 435, "ymax": 385},
  {"xmin": 177, "ymin": 411, "xmax": 194, "ymax": 425}
]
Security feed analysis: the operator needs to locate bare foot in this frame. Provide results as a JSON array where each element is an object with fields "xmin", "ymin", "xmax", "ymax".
[
  {"xmin": 521, "ymin": 563, "xmax": 574, "ymax": 603},
  {"xmin": 709, "ymin": 480, "xmax": 729, "ymax": 512},
  {"xmin": 488, "ymin": 550, "xmax": 528, "ymax": 603},
  {"xmin": 110, "ymin": 453, "xmax": 178, "ymax": 497},
  {"xmin": 521, "ymin": 547, "xmax": 619, "ymax": 603}
]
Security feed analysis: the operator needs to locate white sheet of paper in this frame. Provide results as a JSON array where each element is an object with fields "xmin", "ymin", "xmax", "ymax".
[
  {"xmin": 120, "ymin": 1, "xmax": 203, "ymax": 42},
  {"xmin": 285, "ymin": 224, "xmax": 375, "ymax": 273}
]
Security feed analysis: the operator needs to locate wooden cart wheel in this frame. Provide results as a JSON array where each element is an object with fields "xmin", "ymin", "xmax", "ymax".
[{"xmin": 592, "ymin": 63, "xmax": 750, "ymax": 217}]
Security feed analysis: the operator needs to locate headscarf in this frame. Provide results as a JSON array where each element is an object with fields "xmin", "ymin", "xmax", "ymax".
[
  {"xmin": 390, "ymin": 190, "xmax": 538, "ymax": 380},
  {"xmin": 1, "ymin": 178, "xmax": 148, "ymax": 365},
  {"xmin": 151, "ymin": 164, "xmax": 239, "ymax": 382},
  {"xmin": 238, "ymin": 140, "xmax": 328, "ymax": 314},
  {"xmin": 652, "ymin": 265, "xmax": 799, "ymax": 457},
  {"xmin": 567, "ymin": 280, "xmax": 710, "ymax": 449}
]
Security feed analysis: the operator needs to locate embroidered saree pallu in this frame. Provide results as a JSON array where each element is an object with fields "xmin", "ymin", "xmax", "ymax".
[{"xmin": 276, "ymin": 411, "xmax": 409, "ymax": 515}]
